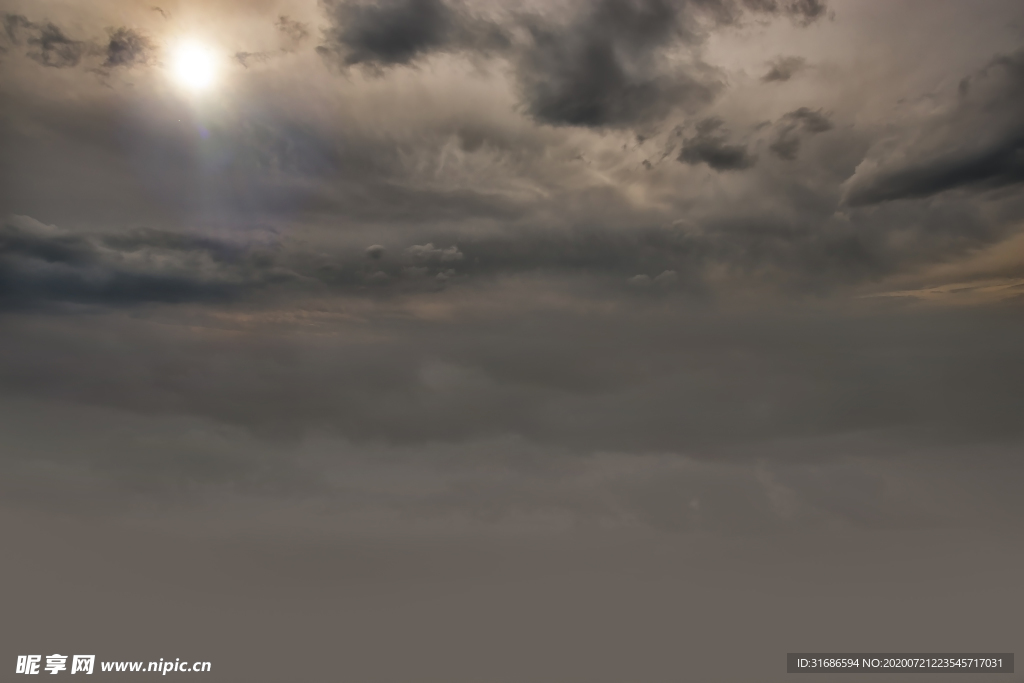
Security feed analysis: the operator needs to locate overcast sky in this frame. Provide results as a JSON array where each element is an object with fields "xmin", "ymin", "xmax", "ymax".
[{"xmin": 1, "ymin": 0, "xmax": 1023, "ymax": 681}]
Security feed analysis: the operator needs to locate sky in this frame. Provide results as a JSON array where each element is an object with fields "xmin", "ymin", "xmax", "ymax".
[{"xmin": 1, "ymin": 0, "xmax": 1023, "ymax": 681}]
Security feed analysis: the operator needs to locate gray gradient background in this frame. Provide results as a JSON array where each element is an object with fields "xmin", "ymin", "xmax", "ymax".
[{"xmin": 0, "ymin": 0, "xmax": 1022, "ymax": 680}]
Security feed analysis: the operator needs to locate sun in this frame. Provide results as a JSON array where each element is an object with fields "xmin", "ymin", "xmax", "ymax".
[{"xmin": 170, "ymin": 41, "xmax": 219, "ymax": 92}]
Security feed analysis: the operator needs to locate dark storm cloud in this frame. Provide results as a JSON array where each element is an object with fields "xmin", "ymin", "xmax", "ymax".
[
  {"xmin": 0, "ymin": 218, "xmax": 729, "ymax": 306},
  {"xmin": 5, "ymin": 182, "xmax": 1007, "ymax": 309},
  {"xmin": 2, "ymin": 13, "xmax": 95, "ymax": 68},
  {"xmin": 0, "ymin": 217, "xmax": 279, "ymax": 308},
  {"xmin": 678, "ymin": 116, "xmax": 756, "ymax": 170},
  {"xmin": 781, "ymin": 106, "xmax": 832, "ymax": 133},
  {"xmin": 1, "ymin": 216, "xmax": 681, "ymax": 308},
  {"xmin": 0, "ymin": 214, "xmax": 699, "ymax": 310},
  {"xmin": 513, "ymin": 0, "xmax": 829, "ymax": 127},
  {"xmin": 769, "ymin": 107, "xmax": 832, "ymax": 160},
  {"xmin": 513, "ymin": 0, "xmax": 722, "ymax": 128},
  {"xmin": 849, "ymin": 139, "xmax": 1024, "ymax": 205},
  {"xmin": 315, "ymin": 0, "xmax": 828, "ymax": 128},
  {"xmin": 317, "ymin": 0, "xmax": 509, "ymax": 67},
  {"xmin": 3, "ymin": 14, "xmax": 155, "ymax": 71},
  {"xmin": 103, "ymin": 27, "xmax": 155, "ymax": 68},
  {"xmin": 319, "ymin": 0, "xmax": 456, "ymax": 66},
  {"xmin": 845, "ymin": 48, "xmax": 1024, "ymax": 205}
]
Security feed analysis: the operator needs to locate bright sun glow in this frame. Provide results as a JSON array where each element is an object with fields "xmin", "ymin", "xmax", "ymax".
[{"xmin": 171, "ymin": 41, "xmax": 218, "ymax": 92}]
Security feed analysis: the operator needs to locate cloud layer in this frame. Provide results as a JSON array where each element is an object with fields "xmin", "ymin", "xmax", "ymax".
[{"xmin": 0, "ymin": 0, "xmax": 1023, "ymax": 619}]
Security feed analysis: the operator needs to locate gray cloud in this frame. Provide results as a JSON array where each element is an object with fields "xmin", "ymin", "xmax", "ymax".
[
  {"xmin": 3, "ymin": 14, "xmax": 157, "ymax": 72},
  {"xmin": 235, "ymin": 50, "xmax": 271, "ymax": 67},
  {"xmin": 314, "ymin": 0, "xmax": 829, "ymax": 128},
  {"xmin": 769, "ymin": 107, "xmax": 833, "ymax": 160},
  {"xmin": 3, "ymin": 13, "xmax": 32, "ymax": 41},
  {"xmin": 2, "ymin": 13, "xmax": 95, "ymax": 68},
  {"xmin": 781, "ymin": 0, "xmax": 828, "ymax": 25},
  {"xmin": 317, "ymin": 0, "xmax": 509, "ymax": 67},
  {"xmin": 0, "ymin": 217, "xmax": 273, "ymax": 309},
  {"xmin": 762, "ymin": 55, "xmax": 806, "ymax": 82},
  {"xmin": 513, "ymin": 0, "xmax": 723, "ymax": 128},
  {"xmin": 678, "ymin": 116, "xmax": 756, "ymax": 170},
  {"xmin": 275, "ymin": 14, "xmax": 310, "ymax": 50},
  {"xmin": 3, "ymin": 192, "xmax": 1012, "ymax": 311},
  {"xmin": 782, "ymin": 106, "xmax": 832, "ymax": 133},
  {"xmin": 844, "ymin": 48, "xmax": 1024, "ymax": 205},
  {"xmin": 757, "ymin": 54, "xmax": 802, "ymax": 81},
  {"xmin": 513, "ymin": 0, "xmax": 827, "ymax": 128},
  {"xmin": 102, "ymin": 27, "xmax": 155, "ymax": 68}
]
